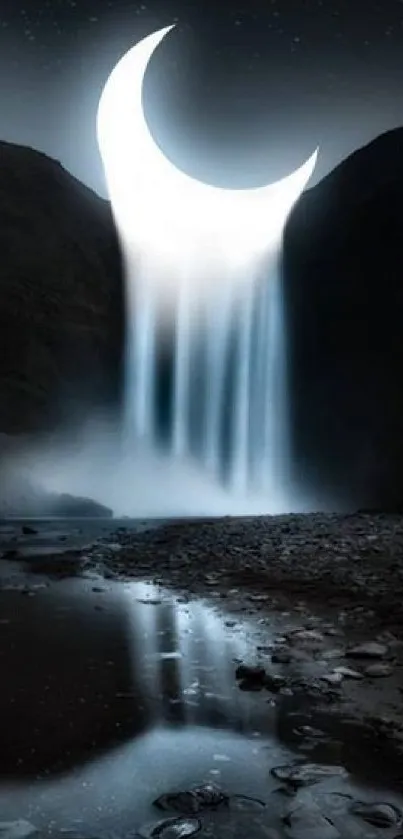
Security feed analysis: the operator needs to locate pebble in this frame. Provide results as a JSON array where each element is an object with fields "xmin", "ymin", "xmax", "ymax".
[
  {"xmin": 229, "ymin": 795, "xmax": 267, "ymax": 810},
  {"xmin": 346, "ymin": 642, "xmax": 388, "ymax": 659},
  {"xmin": 364, "ymin": 662, "xmax": 393, "ymax": 678},
  {"xmin": 320, "ymin": 672, "xmax": 344, "ymax": 685},
  {"xmin": 287, "ymin": 629, "xmax": 325, "ymax": 647},
  {"xmin": 271, "ymin": 761, "xmax": 348, "ymax": 787},
  {"xmin": 350, "ymin": 801, "xmax": 402, "ymax": 828},
  {"xmin": 293, "ymin": 725, "xmax": 326, "ymax": 739},
  {"xmin": 235, "ymin": 664, "xmax": 266, "ymax": 684},
  {"xmin": 137, "ymin": 817, "xmax": 201, "ymax": 838},
  {"xmin": 154, "ymin": 783, "xmax": 228, "ymax": 814},
  {"xmin": 333, "ymin": 666, "xmax": 363, "ymax": 679},
  {"xmin": 320, "ymin": 649, "xmax": 344, "ymax": 660}
]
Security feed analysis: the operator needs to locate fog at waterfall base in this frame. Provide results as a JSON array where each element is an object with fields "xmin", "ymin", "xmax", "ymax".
[{"xmin": 6, "ymin": 419, "xmax": 328, "ymax": 517}]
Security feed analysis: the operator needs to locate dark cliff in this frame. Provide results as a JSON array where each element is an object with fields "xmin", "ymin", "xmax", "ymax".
[
  {"xmin": 0, "ymin": 141, "xmax": 124, "ymax": 434},
  {"xmin": 283, "ymin": 127, "xmax": 403, "ymax": 509}
]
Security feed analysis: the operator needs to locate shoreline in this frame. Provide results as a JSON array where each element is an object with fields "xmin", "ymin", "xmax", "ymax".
[
  {"xmin": 80, "ymin": 510, "xmax": 403, "ymax": 768},
  {"xmin": 1, "ymin": 511, "xmax": 403, "ymax": 776},
  {"xmin": 85, "ymin": 511, "xmax": 403, "ymax": 632}
]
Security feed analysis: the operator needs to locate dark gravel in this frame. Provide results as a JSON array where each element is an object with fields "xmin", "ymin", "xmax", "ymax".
[{"xmin": 85, "ymin": 512, "xmax": 403, "ymax": 632}]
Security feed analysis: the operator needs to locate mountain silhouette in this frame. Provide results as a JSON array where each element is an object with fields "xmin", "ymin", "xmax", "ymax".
[
  {"xmin": 0, "ymin": 141, "xmax": 124, "ymax": 435},
  {"xmin": 283, "ymin": 127, "xmax": 403, "ymax": 509}
]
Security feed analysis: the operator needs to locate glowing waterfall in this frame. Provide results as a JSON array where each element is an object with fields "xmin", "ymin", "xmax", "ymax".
[
  {"xmin": 96, "ymin": 26, "xmax": 318, "ymax": 513},
  {"xmin": 121, "ymin": 247, "xmax": 290, "ymax": 501}
]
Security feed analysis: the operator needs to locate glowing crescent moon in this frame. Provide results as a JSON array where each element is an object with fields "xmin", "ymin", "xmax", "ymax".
[{"xmin": 97, "ymin": 25, "xmax": 318, "ymax": 274}]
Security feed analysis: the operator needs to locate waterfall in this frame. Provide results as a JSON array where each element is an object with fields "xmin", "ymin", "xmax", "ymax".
[
  {"xmin": 125, "ymin": 273, "xmax": 156, "ymax": 440},
  {"xmin": 95, "ymin": 24, "xmax": 319, "ymax": 513},
  {"xmin": 122, "ymin": 249, "xmax": 290, "ymax": 502}
]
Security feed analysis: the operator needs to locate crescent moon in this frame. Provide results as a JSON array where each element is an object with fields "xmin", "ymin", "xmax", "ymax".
[{"xmin": 97, "ymin": 25, "xmax": 318, "ymax": 271}]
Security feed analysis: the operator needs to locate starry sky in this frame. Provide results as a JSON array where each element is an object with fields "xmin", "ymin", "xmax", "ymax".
[{"xmin": 1, "ymin": 0, "xmax": 403, "ymax": 197}]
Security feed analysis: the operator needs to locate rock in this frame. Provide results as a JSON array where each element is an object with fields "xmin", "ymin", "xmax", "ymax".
[
  {"xmin": 283, "ymin": 801, "xmax": 340, "ymax": 838},
  {"xmin": 271, "ymin": 762, "xmax": 347, "ymax": 788},
  {"xmin": 235, "ymin": 664, "xmax": 266, "ymax": 684},
  {"xmin": 204, "ymin": 575, "xmax": 219, "ymax": 586},
  {"xmin": 249, "ymin": 593, "xmax": 270, "ymax": 602},
  {"xmin": 293, "ymin": 725, "xmax": 326, "ymax": 739},
  {"xmin": 364, "ymin": 662, "xmax": 393, "ymax": 678},
  {"xmin": 46, "ymin": 493, "xmax": 113, "ymax": 517},
  {"xmin": 333, "ymin": 666, "xmax": 363, "ymax": 679},
  {"xmin": 287, "ymin": 629, "xmax": 325, "ymax": 648},
  {"xmin": 0, "ymin": 470, "xmax": 113, "ymax": 517},
  {"xmin": 154, "ymin": 783, "xmax": 229, "ymax": 814},
  {"xmin": 350, "ymin": 801, "xmax": 402, "ymax": 828},
  {"xmin": 346, "ymin": 642, "xmax": 388, "ymax": 659},
  {"xmin": 0, "ymin": 823, "xmax": 37, "ymax": 839},
  {"xmin": 137, "ymin": 816, "xmax": 201, "ymax": 838},
  {"xmin": 320, "ymin": 649, "xmax": 344, "ymax": 661},
  {"xmin": 137, "ymin": 598, "xmax": 162, "ymax": 606},
  {"xmin": 320, "ymin": 672, "xmax": 344, "ymax": 685},
  {"xmin": 229, "ymin": 795, "xmax": 267, "ymax": 811}
]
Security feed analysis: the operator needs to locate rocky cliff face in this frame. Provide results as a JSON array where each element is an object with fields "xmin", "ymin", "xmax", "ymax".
[
  {"xmin": 283, "ymin": 127, "xmax": 403, "ymax": 509},
  {"xmin": 0, "ymin": 141, "xmax": 124, "ymax": 435}
]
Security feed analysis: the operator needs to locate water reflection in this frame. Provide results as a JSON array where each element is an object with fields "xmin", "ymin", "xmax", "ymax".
[
  {"xmin": 0, "ymin": 577, "xmax": 402, "ymax": 838},
  {"xmin": 124, "ymin": 587, "xmax": 259, "ymax": 732},
  {"xmin": 0, "ymin": 582, "xmax": 148, "ymax": 777},
  {"xmin": 0, "ymin": 577, "xmax": 274, "ymax": 782}
]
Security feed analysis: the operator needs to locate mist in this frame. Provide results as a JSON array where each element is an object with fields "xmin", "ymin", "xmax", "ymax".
[{"xmin": 0, "ymin": 417, "xmax": 337, "ymax": 518}]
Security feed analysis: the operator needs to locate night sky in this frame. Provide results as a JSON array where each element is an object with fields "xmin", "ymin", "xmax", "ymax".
[{"xmin": 0, "ymin": 0, "xmax": 403, "ymax": 197}]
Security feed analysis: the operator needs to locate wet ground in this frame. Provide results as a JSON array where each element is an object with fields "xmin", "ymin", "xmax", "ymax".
[{"xmin": 0, "ymin": 516, "xmax": 403, "ymax": 838}]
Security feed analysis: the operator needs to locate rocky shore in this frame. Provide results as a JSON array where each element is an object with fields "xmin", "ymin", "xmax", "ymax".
[
  {"xmin": 87, "ymin": 511, "xmax": 403, "ymax": 633},
  {"xmin": 81, "ymin": 511, "xmax": 403, "ymax": 769},
  {"xmin": 1, "ymin": 511, "xmax": 403, "ymax": 836}
]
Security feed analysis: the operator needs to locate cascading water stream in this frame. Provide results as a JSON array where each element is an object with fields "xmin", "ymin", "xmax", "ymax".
[
  {"xmin": 95, "ymin": 24, "xmax": 318, "ymax": 513},
  {"xmin": 203, "ymin": 282, "xmax": 233, "ymax": 475},
  {"xmin": 172, "ymin": 275, "xmax": 192, "ymax": 457},
  {"xmin": 122, "ymin": 249, "xmax": 290, "ymax": 502}
]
